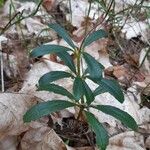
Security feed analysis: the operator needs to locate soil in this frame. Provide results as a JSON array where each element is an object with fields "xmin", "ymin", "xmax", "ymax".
[{"xmin": 52, "ymin": 117, "xmax": 96, "ymax": 147}]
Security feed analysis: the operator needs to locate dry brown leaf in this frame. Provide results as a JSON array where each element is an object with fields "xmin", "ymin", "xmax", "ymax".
[
  {"xmin": 66, "ymin": 146, "xmax": 96, "ymax": 150},
  {"xmin": 72, "ymin": 23, "xmax": 93, "ymax": 43},
  {"xmin": 108, "ymin": 131, "xmax": 145, "ymax": 150},
  {"xmin": 104, "ymin": 65, "xmax": 127, "ymax": 79},
  {"xmin": 21, "ymin": 124, "xmax": 67, "ymax": 150},
  {"xmin": 42, "ymin": 0, "xmax": 56, "ymax": 12},
  {"xmin": 113, "ymin": 66, "xmax": 127, "ymax": 79},
  {"xmin": 145, "ymin": 136, "xmax": 150, "ymax": 149},
  {"xmin": 2, "ymin": 37, "xmax": 30, "ymax": 80},
  {"xmin": 105, "ymin": 65, "xmax": 145, "ymax": 85},
  {"xmin": 124, "ymin": 53, "xmax": 139, "ymax": 67},
  {"xmin": 25, "ymin": 18, "xmax": 48, "ymax": 35},
  {"xmin": 0, "ymin": 93, "xmax": 37, "ymax": 140},
  {"xmin": 0, "ymin": 136, "xmax": 18, "ymax": 150},
  {"xmin": 20, "ymin": 61, "xmax": 70, "ymax": 94}
]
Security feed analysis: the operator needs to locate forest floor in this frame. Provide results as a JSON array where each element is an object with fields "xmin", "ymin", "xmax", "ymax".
[{"xmin": 0, "ymin": 0, "xmax": 150, "ymax": 149}]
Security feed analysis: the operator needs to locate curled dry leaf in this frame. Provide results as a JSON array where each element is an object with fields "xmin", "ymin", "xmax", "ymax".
[
  {"xmin": 122, "ymin": 20, "xmax": 149, "ymax": 40},
  {"xmin": 108, "ymin": 131, "xmax": 145, "ymax": 150},
  {"xmin": 2, "ymin": 53, "xmax": 18, "ymax": 78},
  {"xmin": 145, "ymin": 136, "xmax": 150, "ymax": 149},
  {"xmin": 124, "ymin": 52, "xmax": 139, "ymax": 67},
  {"xmin": 0, "ymin": 136, "xmax": 18, "ymax": 150},
  {"xmin": 42, "ymin": 0, "xmax": 56, "ymax": 12},
  {"xmin": 1, "ymin": 37, "xmax": 30, "ymax": 80},
  {"xmin": 25, "ymin": 18, "xmax": 48, "ymax": 36},
  {"xmin": 20, "ymin": 61, "xmax": 69, "ymax": 93},
  {"xmin": 21, "ymin": 125, "xmax": 67, "ymax": 150},
  {"xmin": 0, "ymin": 93, "xmax": 37, "ymax": 140},
  {"xmin": 105, "ymin": 65, "xmax": 145, "ymax": 84},
  {"xmin": 66, "ymin": 145, "xmax": 97, "ymax": 150}
]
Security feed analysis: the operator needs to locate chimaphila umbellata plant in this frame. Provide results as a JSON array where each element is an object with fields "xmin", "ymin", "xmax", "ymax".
[{"xmin": 23, "ymin": 23, "xmax": 138, "ymax": 150}]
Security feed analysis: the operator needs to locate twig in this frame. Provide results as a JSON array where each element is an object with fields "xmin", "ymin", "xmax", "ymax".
[
  {"xmin": 1, "ymin": 11, "xmax": 21, "ymax": 34},
  {"xmin": 0, "ymin": 0, "xmax": 42, "ymax": 35},
  {"xmin": 80, "ymin": 0, "xmax": 114, "ymax": 49},
  {"xmin": 69, "ymin": 0, "xmax": 72, "ymax": 24},
  {"xmin": 0, "ymin": 51, "xmax": 4, "ymax": 92},
  {"xmin": 139, "ymin": 47, "xmax": 150, "ymax": 68},
  {"xmin": 84, "ymin": 0, "xmax": 92, "ymax": 36}
]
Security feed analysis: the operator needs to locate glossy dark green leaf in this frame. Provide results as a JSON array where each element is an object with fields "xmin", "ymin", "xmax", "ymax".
[
  {"xmin": 38, "ymin": 83, "xmax": 74, "ymax": 99},
  {"xmin": 85, "ymin": 111, "xmax": 109, "ymax": 150},
  {"xmin": 30, "ymin": 45, "xmax": 73, "ymax": 57},
  {"xmin": 100, "ymin": 79, "xmax": 124, "ymax": 103},
  {"xmin": 93, "ymin": 105, "xmax": 138, "ymax": 131},
  {"xmin": 73, "ymin": 77, "xmax": 84, "ymax": 101},
  {"xmin": 93, "ymin": 86, "xmax": 107, "ymax": 96},
  {"xmin": 48, "ymin": 23, "xmax": 76, "ymax": 49},
  {"xmin": 39, "ymin": 71, "xmax": 73, "ymax": 85},
  {"xmin": 57, "ymin": 51, "xmax": 76, "ymax": 73},
  {"xmin": 82, "ymin": 81, "xmax": 94, "ymax": 105},
  {"xmin": 82, "ymin": 30, "xmax": 108, "ymax": 48},
  {"xmin": 83, "ymin": 52, "xmax": 104, "ymax": 80},
  {"xmin": 23, "ymin": 100, "xmax": 75, "ymax": 122}
]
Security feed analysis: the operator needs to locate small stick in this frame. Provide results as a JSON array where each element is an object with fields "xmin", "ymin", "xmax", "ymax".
[{"xmin": 0, "ymin": 51, "xmax": 4, "ymax": 92}]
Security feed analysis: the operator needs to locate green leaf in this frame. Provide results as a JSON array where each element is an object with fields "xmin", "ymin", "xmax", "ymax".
[
  {"xmin": 93, "ymin": 105, "xmax": 138, "ymax": 131},
  {"xmin": 82, "ymin": 81, "xmax": 94, "ymax": 105},
  {"xmin": 23, "ymin": 100, "xmax": 75, "ymax": 122},
  {"xmin": 0, "ymin": 0, "xmax": 4, "ymax": 7},
  {"xmin": 39, "ymin": 71, "xmax": 73, "ymax": 85},
  {"xmin": 100, "ymin": 79, "xmax": 124, "ymax": 103},
  {"xmin": 38, "ymin": 83, "xmax": 74, "ymax": 99},
  {"xmin": 30, "ymin": 45, "xmax": 73, "ymax": 58},
  {"xmin": 83, "ymin": 52, "xmax": 104, "ymax": 80},
  {"xmin": 82, "ymin": 30, "xmax": 108, "ymax": 48},
  {"xmin": 57, "ymin": 51, "xmax": 76, "ymax": 73},
  {"xmin": 73, "ymin": 77, "xmax": 84, "ymax": 101},
  {"xmin": 85, "ymin": 111, "xmax": 109, "ymax": 150},
  {"xmin": 93, "ymin": 86, "xmax": 107, "ymax": 96},
  {"xmin": 48, "ymin": 23, "xmax": 76, "ymax": 49}
]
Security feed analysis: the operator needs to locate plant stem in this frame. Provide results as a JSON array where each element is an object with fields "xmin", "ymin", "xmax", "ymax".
[
  {"xmin": 76, "ymin": 48, "xmax": 81, "ymax": 76},
  {"xmin": 77, "ymin": 97, "xmax": 85, "ymax": 120},
  {"xmin": 76, "ymin": 47, "xmax": 85, "ymax": 120},
  {"xmin": 77, "ymin": 54, "xmax": 81, "ymax": 76}
]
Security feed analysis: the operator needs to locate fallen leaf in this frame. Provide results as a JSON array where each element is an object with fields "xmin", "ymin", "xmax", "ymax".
[
  {"xmin": 108, "ymin": 131, "xmax": 145, "ymax": 150},
  {"xmin": 124, "ymin": 52, "xmax": 139, "ymax": 67},
  {"xmin": 145, "ymin": 136, "xmax": 150, "ymax": 149},
  {"xmin": 0, "ymin": 136, "xmax": 18, "ymax": 150},
  {"xmin": 42, "ymin": 0, "xmax": 55, "ymax": 12},
  {"xmin": 21, "ymin": 125, "xmax": 67, "ymax": 150},
  {"xmin": 0, "ymin": 93, "xmax": 37, "ymax": 140}
]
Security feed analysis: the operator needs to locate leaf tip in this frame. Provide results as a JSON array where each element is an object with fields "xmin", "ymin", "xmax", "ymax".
[{"xmin": 23, "ymin": 113, "xmax": 30, "ymax": 123}]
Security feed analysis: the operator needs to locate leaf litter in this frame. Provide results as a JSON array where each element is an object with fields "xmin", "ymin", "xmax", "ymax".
[{"xmin": 0, "ymin": 0, "xmax": 150, "ymax": 149}]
